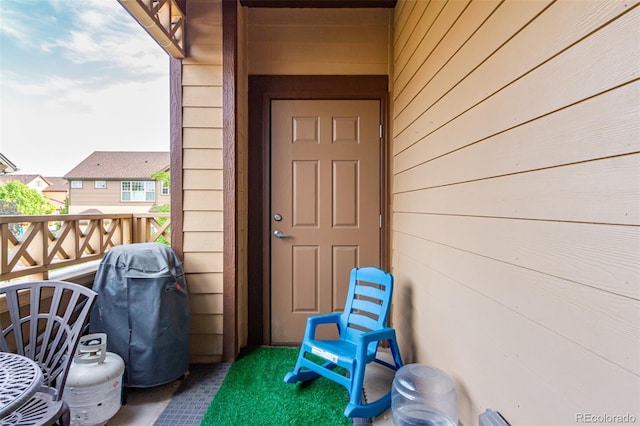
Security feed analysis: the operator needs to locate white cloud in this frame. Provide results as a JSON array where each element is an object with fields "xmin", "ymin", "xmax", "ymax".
[
  {"xmin": 0, "ymin": 1, "xmax": 33, "ymax": 46},
  {"xmin": 3, "ymin": 73, "xmax": 78, "ymax": 97},
  {"xmin": 37, "ymin": 0, "xmax": 166, "ymax": 77},
  {"xmin": 64, "ymin": 31, "xmax": 105, "ymax": 60},
  {"xmin": 79, "ymin": 9, "xmax": 110, "ymax": 28}
]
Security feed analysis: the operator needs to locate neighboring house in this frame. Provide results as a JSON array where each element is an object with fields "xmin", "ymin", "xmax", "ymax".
[
  {"xmin": 0, "ymin": 174, "xmax": 51, "ymax": 192},
  {"xmin": 0, "ymin": 174, "xmax": 68, "ymax": 213},
  {"xmin": 119, "ymin": 1, "xmax": 639, "ymax": 424},
  {"xmin": 42, "ymin": 177, "xmax": 69, "ymax": 213},
  {"xmin": 0, "ymin": 153, "xmax": 18, "ymax": 175},
  {"xmin": 63, "ymin": 151, "xmax": 170, "ymax": 214}
]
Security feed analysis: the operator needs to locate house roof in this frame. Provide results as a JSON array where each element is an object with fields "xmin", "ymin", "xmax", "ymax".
[
  {"xmin": 78, "ymin": 208, "xmax": 103, "ymax": 214},
  {"xmin": 42, "ymin": 177, "xmax": 69, "ymax": 192},
  {"xmin": 0, "ymin": 153, "xmax": 18, "ymax": 174},
  {"xmin": 0, "ymin": 174, "xmax": 50, "ymax": 186},
  {"xmin": 64, "ymin": 151, "xmax": 170, "ymax": 179}
]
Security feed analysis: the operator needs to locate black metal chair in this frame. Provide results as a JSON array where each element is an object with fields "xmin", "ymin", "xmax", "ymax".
[{"xmin": 0, "ymin": 280, "xmax": 97, "ymax": 426}]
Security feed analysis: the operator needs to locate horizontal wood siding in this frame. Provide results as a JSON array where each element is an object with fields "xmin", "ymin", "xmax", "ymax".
[
  {"xmin": 247, "ymin": 8, "xmax": 392, "ymax": 75},
  {"xmin": 391, "ymin": 1, "xmax": 640, "ymax": 424},
  {"xmin": 68, "ymin": 180, "xmax": 169, "ymax": 213},
  {"xmin": 182, "ymin": 0, "xmax": 224, "ymax": 363},
  {"xmin": 69, "ymin": 183, "xmax": 122, "ymax": 207}
]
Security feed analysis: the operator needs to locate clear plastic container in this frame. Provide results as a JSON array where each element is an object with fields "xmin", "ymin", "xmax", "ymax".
[{"xmin": 391, "ymin": 364, "xmax": 458, "ymax": 426}]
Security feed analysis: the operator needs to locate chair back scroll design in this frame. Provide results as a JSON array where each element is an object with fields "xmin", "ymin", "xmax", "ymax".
[
  {"xmin": 0, "ymin": 280, "xmax": 97, "ymax": 425},
  {"xmin": 284, "ymin": 267, "xmax": 403, "ymax": 419}
]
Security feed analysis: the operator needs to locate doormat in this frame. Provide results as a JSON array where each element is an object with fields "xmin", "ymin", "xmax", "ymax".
[{"xmin": 200, "ymin": 346, "xmax": 352, "ymax": 426}]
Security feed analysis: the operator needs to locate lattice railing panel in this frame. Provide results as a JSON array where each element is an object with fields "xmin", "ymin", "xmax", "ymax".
[{"xmin": 0, "ymin": 213, "xmax": 169, "ymax": 282}]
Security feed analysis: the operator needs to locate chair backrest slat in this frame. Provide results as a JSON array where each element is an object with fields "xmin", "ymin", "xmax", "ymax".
[
  {"xmin": 340, "ymin": 267, "xmax": 394, "ymax": 348},
  {"xmin": 348, "ymin": 312, "xmax": 379, "ymax": 331},
  {"xmin": 43, "ymin": 289, "xmax": 79, "ymax": 370},
  {"xmin": 353, "ymin": 284, "xmax": 386, "ymax": 301},
  {"xmin": 2, "ymin": 290, "xmax": 23, "ymax": 353},
  {"xmin": 36, "ymin": 286, "xmax": 60, "ymax": 365},
  {"xmin": 351, "ymin": 299, "xmax": 383, "ymax": 317}
]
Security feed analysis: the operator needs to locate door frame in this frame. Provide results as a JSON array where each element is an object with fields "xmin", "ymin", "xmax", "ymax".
[{"xmin": 247, "ymin": 75, "xmax": 390, "ymax": 346}]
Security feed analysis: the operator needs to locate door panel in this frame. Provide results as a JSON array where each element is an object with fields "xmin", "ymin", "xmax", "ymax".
[{"xmin": 271, "ymin": 99, "xmax": 381, "ymax": 344}]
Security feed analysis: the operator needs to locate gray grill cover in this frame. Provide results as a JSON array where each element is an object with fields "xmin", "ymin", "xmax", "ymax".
[{"xmin": 90, "ymin": 243, "xmax": 189, "ymax": 388}]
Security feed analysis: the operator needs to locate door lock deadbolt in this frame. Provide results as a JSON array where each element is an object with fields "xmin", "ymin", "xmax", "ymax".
[{"xmin": 273, "ymin": 214, "xmax": 283, "ymax": 222}]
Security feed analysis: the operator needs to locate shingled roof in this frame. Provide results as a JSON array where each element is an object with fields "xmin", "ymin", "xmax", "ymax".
[
  {"xmin": 43, "ymin": 177, "xmax": 69, "ymax": 192},
  {"xmin": 0, "ymin": 174, "xmax": 50, "ymax": 186},
  {"xmin": 64, "ymin": 151, "xmax": 169, "ymax": 179}
]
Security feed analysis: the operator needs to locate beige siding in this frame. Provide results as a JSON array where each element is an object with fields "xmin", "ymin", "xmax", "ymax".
[
  {"xmin": 182, "ymin": 0, "xmax": 224, "ymax": 363},
  {"xmin": 391, "ymin": 1, "xmax": 639, "ymax": 425},
  {"xmin": 68, "ymin": 180, "xmax": 165, "ymax": 214},
  {"xmin": 248, "ymin": 8, "xmax": 392, "ymax": 75},
  {"xmin": 69, "ymin": 181, "xmax": 121, "ymax": 207}
]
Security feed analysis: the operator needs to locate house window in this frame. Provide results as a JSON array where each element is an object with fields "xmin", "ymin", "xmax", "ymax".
[
  {"xmin": 161, "ymin": 181, "xmax": 170, "ymax": 195},
  {"xmin": 121, "ymin": 181, "xmax": 155, "ymax": 202},
  {"xmin": 70, "ymin": 180, "xmax": 82, "ymax": 189},
  {"xmin": 95, "ymin": 180, "xmax": 107, "ymax": 189}
]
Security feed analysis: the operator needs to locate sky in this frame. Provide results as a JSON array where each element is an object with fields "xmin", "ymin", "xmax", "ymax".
[{"xmin": 0, "ymin": 0, "xmax": 169, "ymax": 177}]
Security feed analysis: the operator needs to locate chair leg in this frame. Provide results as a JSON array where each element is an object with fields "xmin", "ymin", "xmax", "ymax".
[
  {"xmin": 345, "ymin": 392, "xmax": 392, "ymax": 419},
  {"xmin": 58, "ymin": 402, "xmax": 71, "ymax": 426},
  {"xmin": 284, "ymin": 367, "xmax": 320, "ymax": 383},
  {"xmin": 388, "ymin": 338, "xmax": 404, "ymax": 369},
  {"xmin": 283, "ymin": 349, "xmax": 320, "ymax": 383},
  {"xmin": 344, "ymin": 340, "xmax": 404, "ymax": 419}
]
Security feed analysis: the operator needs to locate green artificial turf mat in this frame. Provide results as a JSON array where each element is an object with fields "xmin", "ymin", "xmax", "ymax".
[{"xmin": 200, "ymin": 346, "xmax": 351, "ymax": 426}]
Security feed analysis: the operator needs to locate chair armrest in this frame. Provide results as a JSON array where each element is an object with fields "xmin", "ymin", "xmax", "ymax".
[
  {"xmin": 304, "ymin": 313, "xmax": 341, "ymax": 340},
  {"xmin": 355, "ymin": 328, "xmax": 397, "ymax": 357},
  {"xmin": 359, "ymin": 327, "xmax": 396, "ymax": 345}
]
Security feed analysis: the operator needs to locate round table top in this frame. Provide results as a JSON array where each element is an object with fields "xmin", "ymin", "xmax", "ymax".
[{"xmin": 0, "ymin": 352, "xmax": 43, "ymax": 418}]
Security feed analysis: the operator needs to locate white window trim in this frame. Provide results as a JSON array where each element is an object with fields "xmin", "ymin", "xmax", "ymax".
[
  {"xmin": 95, "ymin": 180, "xmax": 107, "ymax": 189},
  {"xmin": 161, "ymin": 181, "xmax": 170, "ymax": 195},
  {"xmin": 121, "ymin": 181, "xmax": 155, "ymax": 202},
  {"xmin": 70, "ymin": 180, "xmax": 83, "ymax": 189}
]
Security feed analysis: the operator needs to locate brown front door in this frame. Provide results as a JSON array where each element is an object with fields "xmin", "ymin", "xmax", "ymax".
[{"xmin": 270, "ymin": 99, "xmax": 381, "ymax": 344}]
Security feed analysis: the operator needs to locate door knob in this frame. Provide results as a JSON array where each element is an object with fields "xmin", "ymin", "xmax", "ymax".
[{"xmin": 273, "ymin": 230, "xmax": 291, "ymax": 239}]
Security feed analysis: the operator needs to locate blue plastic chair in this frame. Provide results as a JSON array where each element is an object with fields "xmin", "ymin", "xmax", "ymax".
[{"xmin": 284, "ymin": 267, "xmax": 403, "ymax": 418}]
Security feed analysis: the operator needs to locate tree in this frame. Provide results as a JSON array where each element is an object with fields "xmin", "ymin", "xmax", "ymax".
[
  {"xmin": 0, "ymin": 181, "xmax": 55, "ymax": 215},
  {"xmin": 150, "ymin": 170, "xmax": 170, "ymax": 245},
  {"xmin": 151, "ymin": 170, "xmax": 170, "ymax": 189},
  {"xmin": 0, "ymin": 199, "xmax": 19, "ymax": 216}
]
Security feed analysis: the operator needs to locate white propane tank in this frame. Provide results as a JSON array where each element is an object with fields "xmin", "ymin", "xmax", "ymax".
[{"xmin": 63, "ymin": 333, "xmax": 125, "ymax": 426}]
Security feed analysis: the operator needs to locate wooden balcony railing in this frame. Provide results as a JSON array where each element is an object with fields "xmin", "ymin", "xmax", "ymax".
[{"xmin": 0, "ymin": 213, "xmax": 170, "ymax": 282}]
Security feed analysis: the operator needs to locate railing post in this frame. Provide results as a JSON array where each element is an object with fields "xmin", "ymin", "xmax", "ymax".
[
  {"xmin": 132, "ymin": 216, "xmax": 140, "ymax": 243},
  {"xmin": 123, "ymin": 216, "xmax": 132, "ymax": 245},
  {"xmin": 0, "ymin": 223, "xmax": 9, "ymax": 276}
]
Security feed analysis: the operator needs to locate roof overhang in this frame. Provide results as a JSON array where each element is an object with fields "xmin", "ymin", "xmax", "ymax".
[
  {"xmin": 0, "ymin": 153, "xmax": 18, "ymax": 175},
  {"xmin": 117, "ymin": 0, "xmax": 185, "ymax": 58}
]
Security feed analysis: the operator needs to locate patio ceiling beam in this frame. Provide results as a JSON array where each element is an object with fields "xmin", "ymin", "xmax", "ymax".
[{"xmin": 117, "ymin": 0, "xmax": 185, "ymax": 58}]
